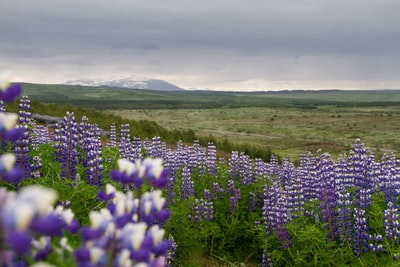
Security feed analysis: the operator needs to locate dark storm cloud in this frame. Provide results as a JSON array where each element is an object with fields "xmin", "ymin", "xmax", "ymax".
[{"xmin": 1, "ymin": 0, "xmax": 400, "ymax": 90}]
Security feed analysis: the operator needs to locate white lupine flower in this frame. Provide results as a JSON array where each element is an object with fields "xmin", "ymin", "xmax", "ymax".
[
  {"xmin": 149, "ymin": 225, "xmax": 165, "ymax": 245},
  {"xmin": 153, "ymin": 195, "xmax": 166, "ymax": 211},
  {"xmin": 116, "ymin": 200, "xmax": 126, "ymax": 216},
  {"xmin": 18, "ymin": 185, "xmax": 58, "ymax": 215},
  {"xmin": 144, "ymin": 158, "xmax": 164, "ymax": 178},
  {"xmin": 0, "ymin": 153, "xmax": 16, "ymax": 172},
  {"xmin": 32, "ymin": 236, "xmax": 51, "ymax": 250},
  {"xmin": 89, "ymin": 211, "xmax": 104, "ymax": 229},
  {"xmin": 117, "ymin": 249, "xmax": 132, "ymax": 267},
  {"xmin": 117, "ymin": 158, "xmax": 135, "ymax": 175},
  {"xmin": 30, "ymin": 263, "xmax": 56, "ymax": 267},
  {"xmin": 59, "ymin": 237, "xmax": 73, "ymax": 252},
  {"xmin": 0, "ymin": 113, "xmax": 18, "ymax": 131},
  {"xmin": 62, "ymin": 208, "xmax": 75, "ymax": 224},
  {"xmin": 126, "ymin": 197, "xmax": 135, "ymax": 212},
  {"xmin": 54, "ymin": 205, "xmax": 75, "ymax": 224},
  {"xmin": 14, "ymin": 202, "xmax": 35, "ymax": 230},
  {"xmin": 145, "ymin": 190, "xmax": 165, "ymax": 211},
  {"xmin": 130, "ymin": 230, "xmax": 145, "ymax": 250},
  {"xmin": 123, "ymin": 222, "xmax": 147, "ymax": 250},
  {"xmin": 0, "ymin": 71, "xmax": 12, "ymax": 91},
  {"xmin": 105, "ymin": 183, "xmax": 117, "ymax": 195},
  {"xmin": 136, "ymin": 160, "xmax": 146, "ymax": 178},
  {"xmin": 90, "ymin": 247, "xmax": 106, "ymax": 264},
  {"xmin": 143, "ymin": 200, "xmax": 152, "ymax": 215}
]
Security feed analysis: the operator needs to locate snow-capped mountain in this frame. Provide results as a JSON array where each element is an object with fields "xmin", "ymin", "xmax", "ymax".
[{"xmin": 64, "ymin": 74, "xmax": 185, "ymax": 91}]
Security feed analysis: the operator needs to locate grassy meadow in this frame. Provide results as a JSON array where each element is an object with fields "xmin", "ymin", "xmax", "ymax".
[
  {"xmin": 107, "ymin": 105, "xmax": 400, "ymax": 159},
  {"xmin": 3, "ymin": 83, "xmax": 400, "ymax": 266},
  {"xmin": 20, "ymin": 83, "xmax": 400, "ymax": 160}
]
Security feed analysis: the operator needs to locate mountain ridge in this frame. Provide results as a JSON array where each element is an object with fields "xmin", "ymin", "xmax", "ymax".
[{"xmin": 64, "ymin": 74, "xmax": 185, "ymax": 91}]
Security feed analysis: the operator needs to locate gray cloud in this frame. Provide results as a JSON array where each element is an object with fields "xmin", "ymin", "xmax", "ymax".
[{"xmin": 1, "ymin": 0, "xmax": 400, "ymax": 90}]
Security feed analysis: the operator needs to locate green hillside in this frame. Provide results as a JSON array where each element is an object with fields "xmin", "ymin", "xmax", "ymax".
[{"xmin": 20, "ymin": 83, "xmax": 400, "ymax": 110}]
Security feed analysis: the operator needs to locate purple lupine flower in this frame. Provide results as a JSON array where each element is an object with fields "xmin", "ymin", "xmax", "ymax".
[
  {"xmin": 230, "ymin": 195, "xmax": 237, "ymax": 213},
  {"xmin": 263, "ymin": 184, "xmax": 279, "ymax": 235},
  {"xmin": 261, "ymin": 250, "xmax": 273, "ymax": 267},
  {"xmin": 77, "ymin": 182, "xmax": 171, "ymax": 266},
  {"xmin": 106, "ymin": 122, "xmax": 117, "ymax": 147},
  {"xmin": 164, "ymin": 151, "xmax": 179, "ymax": 204},
  {"xmin": 212, "ymin": 181, "xmax": 224, "ymax": 199},
  {"xmin": 286, "ymin": 175, "xmax": 304, "ymax": 218},
  {"xmin": 189, "ymin": 198, "xmax": 201, "ymax": 222},
  {"xmin": 140, "ymin": 190, "xmax": 171, "ymax": 225},
  {"xmin": 0, "ymin": 185, "xmax": 77, "ymax": 260},
  {"xmin": 384, "ymin": 201, "xmax": 400, "ymax": 242},
  {"xmin": 181, "ymin": 166, "xmax": 195, "ymax": 199},
  {"xmin": 14, "ymin": 125, "xmax": 31, "ymax": 178},
  {"xmin": 205, "ymin": 200, "xmax": 214, "ymax": 220},
  {"xmin": 227, "ymin": 179, "xmax": 235, "ymax": 194},
  {"xmin": 206, "ymin": 142, "xmax": 217, "ymax": 175},
  {"xmin": 0, "ymin": 73, "xmax": 22, "ymax": 102},
  {"xmin": 111, "ymin": 158, "xmax": 168, "ymax": 189},
  {"xmin": 203, "ymin": 189, "xmax": 211, "ymax": 201},
  {"xmin": 317, "ymin": 153, "xmax": 337, "ymax": 241},
  {"xmin": 148, "ymin": 136, "xmax": 163, "ymax": 159},
  {"xmin": 18, "ymin": 96, "xmax": 32, "ymax": 125},
  {"xmin": 31, "ymin": 236, "xmax": 52, "ymax": 261},
  {"xmin": 165, "ymin": 234, "xmax": 178, "ymax": 267},
  {"xmin": 267, "ymin": 154, "xmax": 280, "ymax": 180},
  {"xmin": 298, "ymin": 152, "xmax": 320, "ymax": 207},
  {"xmin": 143, "ymin": 158, "xmax": 169, "ymax": 188},
  {"xmin": 367, "ymin": 234, "xmax": 384, "ymax": 253},
  {"xmin": 0, "ymin": 153, "xmax": 24, "ymax": 184},
  {"xmin": 239, "ymin": 152, "xmax": 253, "ymax": 185},
  {"xmin": 378, "ymin": 153, "xmax": 400, "ymax": 204},
  {"xmin": 275, "ymin": 190, "xmax": 292, "ymax": 249},
  {"xmin": 0, "ymin": 100, "xmax": 5, "ymax": 112},
  {"xmin": 31, "ymin": 125, "xmax": 52, "ymax": 148},
  {"xmin": 0, "ymin": 112, "xmax": 24, "ymax": 142},
  {"xmin": 229, "ymin": 151, "xmax": 241, "ymax": 180},
  {"xmin": 349, "ymin": 139, "xmax": 376, "ymax": 210},
  {"xmin": 336, "ymin": 191, "xmax": 353, "ymax": 245},
  {"xmin": 254, "ymin": 157, "xmax": 268, "ymax": 183},
  {"xmin": 189, "ymin": 198, "xmax": 214, "ymax": 222},
  {"xmin": 195, "ymin": 145, "xmax": 207, "ymax": 176},
  {"xmin": 353, "ymin": 207, "xmax": 369, "ymax": 256},
  {"xmin": 79, "ymin": 118, "xmax": 104, "ymax": 186},
  {"xmin": 56, "ymin": 112, "xmax": 79, "ymax": 180},
  {"xmin": 119, "ymin": 124, "xmax": 134, "ymax": 161}
]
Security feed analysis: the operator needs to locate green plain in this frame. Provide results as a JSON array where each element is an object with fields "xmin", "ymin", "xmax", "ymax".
[{"xmin": 21, "ymin": 83, "xmax": 400, "ymax": 159}]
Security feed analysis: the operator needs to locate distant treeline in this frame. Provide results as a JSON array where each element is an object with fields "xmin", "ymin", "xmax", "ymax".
[
  {"xmin": 19, "ymin": 83, "xmax": 400, "ymax": 110},
  {"xmin": 6, "ymin": 98, "xmax": 274, "ymax": 162}
]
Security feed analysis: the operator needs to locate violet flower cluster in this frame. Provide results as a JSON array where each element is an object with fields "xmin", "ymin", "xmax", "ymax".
[
  {"xmin": 0, "ymin": 75, "xmax": 24, "ymax": 184},
  {"xmin": 0, "ymin": 185, "xmax": 79, "ymax": 266},
  {"xmin": 76, "ymin": 157, "xmax": 171, "ymax": 266}
]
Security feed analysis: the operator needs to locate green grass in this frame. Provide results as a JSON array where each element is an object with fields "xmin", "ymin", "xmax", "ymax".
[
  {"xmin": 107, "ymin": 105, "xmax": 400, "ymax": 160},
  {"xmin": 19, "ymin": 83, "xmax": 400, "ymax": 159}
]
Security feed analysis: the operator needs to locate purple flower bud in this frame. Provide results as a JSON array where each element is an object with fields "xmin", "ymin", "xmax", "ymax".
[
  {"xmin": 131, "ymin": 248, "xmax": 150, "ymax": 262},
  {"xmin": 0, "ymin": 83, "xmax": 22, "ymax": 102},
  {"xmin": 29, "ymin": 213, "xmax": 64, "ymax": 236},
  {"xmin": 7, "ymin": 230, "xmax": 32, "ymax": 255},
  {"xmin": 81, "ymin": 227, "xmax": 103, "ymax": 241},
  {"xmin": 152, "ymin": 240, "xmax": 171, "ymax": 255},
  {"xmin": 1, "ymin": 127, "xmax": 25, "ymax": 142},
  {"xmin": 75, "ymin": 247, "xmax": 91, "ymax": 261},
  {"xmin": 1, "ymin": 165, "xmax": 24, "ymax": 184}
]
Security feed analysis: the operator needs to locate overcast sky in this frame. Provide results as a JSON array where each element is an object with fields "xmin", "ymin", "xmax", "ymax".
[{"xmin": 1, "ymin": 0, "xmax": 400, "ymax": 91}]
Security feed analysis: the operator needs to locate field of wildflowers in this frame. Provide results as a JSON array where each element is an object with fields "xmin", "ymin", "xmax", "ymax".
[{"xmin": 1, "ymin": 77, "xmax": 400, "ymax": 266}]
